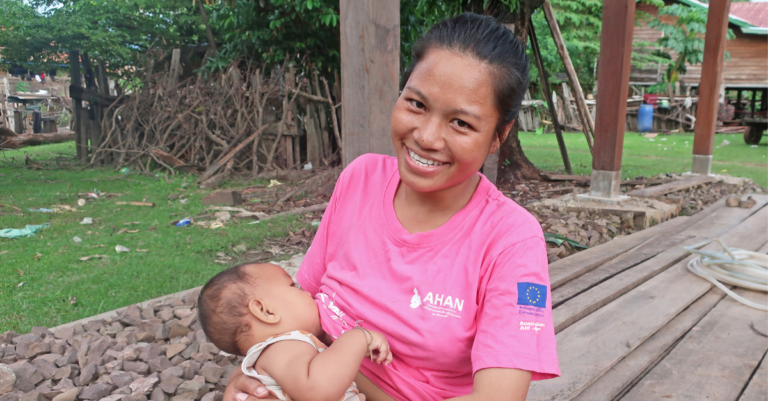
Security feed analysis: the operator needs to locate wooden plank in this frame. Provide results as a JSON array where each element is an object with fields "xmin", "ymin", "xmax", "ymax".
[
  {"xmin": 693, "ymin": 0, "xmax": 732, "ymax": 159},
  {"xmin": 527, "ymin": 207, "xmax": 768, "ymax": 401},
  {"xmin": 623, "ymin": 288, "xmax": 768, "ymax": 401},
  {"xmin": 627, "ymin": 174, "xmax": 715, "ymax": 197},
  {"xmin": 552, "ymin": 194, "xmax": 766, "ymax": 312},
  {"xmin": 573, "ymin": 288, "xmax": 727, "ymax": 401},
  {"xmin": 740, "ymin": 349, "xmax": 768, "ymax": 401},
  {"xmin": 552, "ymin": 232, "xmax": 694, "ymax": 311},
  {"xmin": 554, "ymin": 196, "xmax": 767, "ymax": 333},
  {"xmin": 541, "ymin": 173, "xmax": 590, "ymax": 182},
  {"xmin": 548, "ymin": 215, "xmax": 693, "ymax": 289},
  {"xmin": 339, "ymin": 0, "xmax": 399, "ymax": 166}
]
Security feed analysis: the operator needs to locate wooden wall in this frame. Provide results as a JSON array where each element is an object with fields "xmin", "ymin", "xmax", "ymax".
[{"xmin": 632, "ymin": 0, "xmax": 768, "ymax": 88}]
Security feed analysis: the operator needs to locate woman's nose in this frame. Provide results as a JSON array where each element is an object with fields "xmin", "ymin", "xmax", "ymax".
[{"xmin": 413, "ymin": 117, "xmax": 444, "ymax": 151}]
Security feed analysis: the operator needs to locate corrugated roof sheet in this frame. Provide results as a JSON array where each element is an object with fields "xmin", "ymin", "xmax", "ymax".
[{"xmin": 730, "ymin": 2, "xmax": 768, "ymax": 28}]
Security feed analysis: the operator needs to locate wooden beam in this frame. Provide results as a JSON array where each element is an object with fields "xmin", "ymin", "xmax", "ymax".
[
  {"xmin": 529, "ymin": 19, "xmax": 572, "ymax": 174},
  {"xmin": 692, "ymin": 0, "xmax": 732, "ymax": 175},
  {"xmin": 168, "ymin": 48, "xmax": 181, "ymax": 89},
  {"xmin": 627, "ymin": 175, "xmax": 714, "ymax": 198},
  {"xmin": 340, "ymin": 0, "xmax": 399, "ymax": 166},
  {"xmin": 69, "ymin": 50, "xmax": 87, "ymax": 162},
  {"xmin": 589, "ymin": 0, "xmax": 635, "ymax": 198},
  {"xmin": 542, "ymin": 0, "xmax": 594, "ymax": 153}
]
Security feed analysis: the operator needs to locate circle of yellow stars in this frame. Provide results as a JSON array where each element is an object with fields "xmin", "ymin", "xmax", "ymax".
[{"xmin": 526, "ymin": 286, "xmax": 542, "ymax": 306}]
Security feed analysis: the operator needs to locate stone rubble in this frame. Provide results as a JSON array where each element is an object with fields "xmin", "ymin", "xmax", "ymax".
[{"xmin": 0, "ymin": 290, "xmax": 236, "ymax": 401}]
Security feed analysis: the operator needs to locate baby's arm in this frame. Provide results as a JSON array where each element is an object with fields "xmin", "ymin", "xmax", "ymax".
[{"xmin": 257, "ymin": 329, "xmax": 389, "ymax": 401}]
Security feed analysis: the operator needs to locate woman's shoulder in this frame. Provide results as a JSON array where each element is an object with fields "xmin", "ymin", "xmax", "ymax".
[
  {"xmin": 339, "ymin": 153, "xmax": 398, "ymax": 185},
  {"xmin": 475, "ymin": 177, "xmax": 544, "ymax": 245}
]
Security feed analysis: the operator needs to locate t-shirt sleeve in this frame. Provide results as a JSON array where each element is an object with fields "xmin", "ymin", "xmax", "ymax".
[
  {"xmin": 296, "ymin": 169, "xmax": 346, "ymax": 296},
  {"xmin": 471, "ymin": 237, "xmax": 560, "ymax": 380}
]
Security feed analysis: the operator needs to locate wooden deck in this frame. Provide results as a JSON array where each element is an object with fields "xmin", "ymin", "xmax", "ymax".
[{"xmin": 529, "ymin": 195, "xmax": 768, "ymax": 401}]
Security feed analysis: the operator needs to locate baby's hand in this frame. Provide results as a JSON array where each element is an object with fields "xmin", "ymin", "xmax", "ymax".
[{"xmin": 363, "ymin": 328, "xmax": 393, "ymax": 365}]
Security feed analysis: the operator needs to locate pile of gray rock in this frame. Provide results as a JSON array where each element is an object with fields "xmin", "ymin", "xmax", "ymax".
[{"xmin": 0, "ymin": 290, "xmax": 241, "ymax": 401}]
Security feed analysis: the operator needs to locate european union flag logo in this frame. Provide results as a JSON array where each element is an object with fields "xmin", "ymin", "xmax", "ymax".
[{"xmin": 517, "ymin": 282, "xmax": 548, "ymax": 308}]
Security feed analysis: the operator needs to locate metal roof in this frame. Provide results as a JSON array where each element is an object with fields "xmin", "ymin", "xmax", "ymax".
[
  {"xmin": 674, "ymin": 0, "xmax": 768, "ymax": 35},
  {"xmin": 730, "ymin": 2, "xmax": 768, "ymax": 28}
]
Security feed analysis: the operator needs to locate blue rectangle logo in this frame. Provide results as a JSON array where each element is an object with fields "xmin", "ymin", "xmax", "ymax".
[{"xmin": 517, "ymin": 282, "xmax": 548, "ymax": 308}]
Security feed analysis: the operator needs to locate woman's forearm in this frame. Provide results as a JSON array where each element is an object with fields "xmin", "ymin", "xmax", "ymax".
[{"xmin": 443, "ymin": 368, "xmax": 531, "ymax": 401}]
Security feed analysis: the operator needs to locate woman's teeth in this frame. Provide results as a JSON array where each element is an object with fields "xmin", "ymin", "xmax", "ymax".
[{"xmin": 408, "ymin": 149, "xmax": 444, "ymax": 167}]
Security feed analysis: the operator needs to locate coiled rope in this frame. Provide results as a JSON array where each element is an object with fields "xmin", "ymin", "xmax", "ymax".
[{"xmin": 684, "ymin": 238, "xmax": 768, "ymax": 311}]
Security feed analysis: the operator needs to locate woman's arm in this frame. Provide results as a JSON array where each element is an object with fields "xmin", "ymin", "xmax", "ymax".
[
  {"xmin": 222, "ymin": 369, "xmax": 275, "ymax": 401},
  {"xmin": 444, "ymin": 368, "xmax": 532, "ymax": 401}
]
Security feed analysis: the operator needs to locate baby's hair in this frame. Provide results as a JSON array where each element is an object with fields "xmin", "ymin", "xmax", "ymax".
[
  {"xmin": 401, "ymin": 13, "xmax": 530, "ymax": 140},
  {"xmin": 198, "ymin": 263, "xmax": 260, "ymax": 355}
]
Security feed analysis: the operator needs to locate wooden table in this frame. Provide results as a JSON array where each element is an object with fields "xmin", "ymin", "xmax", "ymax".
[
  {"xmin": 5, "ymin": 94, "xmax": 55, "ymax": 134},
  {"xmin": 528, "ymin": 194, "xmax": 768, "ymax": 401}
]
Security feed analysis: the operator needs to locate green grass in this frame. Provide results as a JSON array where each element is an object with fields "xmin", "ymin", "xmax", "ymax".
[
  {"xmin": 0, "ymin": 143, "xmax": 312, "ymax": 333},
  {"xmin": 520, "ymin": 132, "xmax": 768, "ymax": 187}
]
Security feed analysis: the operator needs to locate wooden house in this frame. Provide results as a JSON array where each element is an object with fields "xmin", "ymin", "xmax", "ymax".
[{"xmin": 629, "ymin": 0, "xmax": 768, "ymax": 131}]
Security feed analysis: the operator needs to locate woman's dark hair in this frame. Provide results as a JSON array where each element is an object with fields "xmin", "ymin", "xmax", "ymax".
[{"xmin": 401, "ymin": 13, "xmax": 530, "ymax": 139}]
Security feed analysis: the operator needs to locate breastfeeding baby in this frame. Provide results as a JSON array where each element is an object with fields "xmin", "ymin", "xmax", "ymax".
[{"xmin": 197, "ymin": 263, "xmax": 392, "ymax": 401}]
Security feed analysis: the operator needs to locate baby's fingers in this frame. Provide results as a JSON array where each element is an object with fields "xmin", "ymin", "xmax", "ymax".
[{"xmin": 375, "ymin": 342, "xmax": 390, "ymax": 364}]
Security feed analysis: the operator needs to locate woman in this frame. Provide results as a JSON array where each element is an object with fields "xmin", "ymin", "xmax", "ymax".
[{"xmin": 225, "ymin": 13, "xmax": 559, "ymax": 401}]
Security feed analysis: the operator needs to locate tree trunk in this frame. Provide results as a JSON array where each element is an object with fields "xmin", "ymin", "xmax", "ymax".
[
  {"xmin": 0, "ymin": 130, "xmax": 75, "ymax": 149},
  {"xmin": 466, "ymin": 0, "xmax": 542, "ymax": 183}
]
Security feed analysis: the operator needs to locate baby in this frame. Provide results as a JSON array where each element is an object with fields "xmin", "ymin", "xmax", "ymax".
[{"xmin": 197, "ymin": 263, "xmax": 392, "ymax": 401}]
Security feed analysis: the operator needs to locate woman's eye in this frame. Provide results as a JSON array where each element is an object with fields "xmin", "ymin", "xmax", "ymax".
[
  {"xmin": 409, "ymin": 99, "xmax": 425, "ymax": 109},
  {"xmin": 452, "ymin": 119, "xmax": 470, "ymax": 129}
]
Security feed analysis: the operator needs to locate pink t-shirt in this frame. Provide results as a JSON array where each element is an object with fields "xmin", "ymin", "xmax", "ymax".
[{"xmin": 297, "ymin": 154, "xmax": 559, "ymax": 401}]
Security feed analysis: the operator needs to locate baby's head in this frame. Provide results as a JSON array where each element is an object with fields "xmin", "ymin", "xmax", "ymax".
[{"xmin": 197, "ymin": 263, "xmax": 322, "ymax": 355}]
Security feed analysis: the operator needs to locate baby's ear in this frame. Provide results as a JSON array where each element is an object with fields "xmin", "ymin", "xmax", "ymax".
[{"xmin": 248, "ymin": 299, "xmax": 280, "ymax": 324}]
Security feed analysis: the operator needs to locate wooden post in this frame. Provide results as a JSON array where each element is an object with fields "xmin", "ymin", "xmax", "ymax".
[
  {"xmin": 340, "ymin": 0, "xmax": 399, "ymax": 165},
  {"xmin": 69, "ymin": 50, "xmax": 87, "ymax": 162},
  {"xmin": 692, "ymin": 0, "xmax": 732, "ymax": 175},
  {"xmin": 13, "ymin": 111, "xmax": 23, "ymax": 134},
  {"xmin": 585, "ymin": 0, "xmax": 635, "ymax": 200},
  {"xmin": 168, "ymin": 49, "xmax": 181, "ymax": 89},
  {"xmin": 2, "ymin": 77, "xmax": 14, "ymax": 131},
  {"xmin": 97, "ymin": 60, "xmax": 109, "ymax": 96},
  {"xmin": 530, "ymin": 19, "xmax": 572, "ymax": 174},
  {"xmin": 542, "ymin": 0, "xmax": 594, "ymax": 153}
]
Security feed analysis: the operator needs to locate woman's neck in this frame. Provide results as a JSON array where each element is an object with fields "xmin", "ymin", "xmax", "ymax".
[{"xmin": 394, "ymin": 174, "xmax": 480, "ymax": 234}]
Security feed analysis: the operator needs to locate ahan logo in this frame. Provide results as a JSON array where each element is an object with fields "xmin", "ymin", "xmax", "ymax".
[{"xmin": 410, "ymin": 288, "xmax": 465, "ymax": 318}]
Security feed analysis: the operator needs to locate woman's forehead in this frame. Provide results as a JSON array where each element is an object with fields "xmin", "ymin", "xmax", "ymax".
[{"xmin": 407, "ymin": 49, "xmax": 496, "ymax": 113}]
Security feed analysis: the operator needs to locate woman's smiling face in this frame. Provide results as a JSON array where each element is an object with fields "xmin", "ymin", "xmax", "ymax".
[{"xmin": 391, "ymin": 48, "xmax": 505, "ymax": 194}]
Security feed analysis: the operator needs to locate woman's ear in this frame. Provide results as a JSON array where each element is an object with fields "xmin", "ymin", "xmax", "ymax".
[
  {"xmin": 248, "ymin": 299, "xmax": 280, "ymax": 324},
  {"xmin": 490, "ymin": 119, "xmax": 514, "ymax": 154}
]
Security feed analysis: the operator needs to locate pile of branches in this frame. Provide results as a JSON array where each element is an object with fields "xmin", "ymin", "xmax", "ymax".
[{"xmin": 89, "ymin": 61, "xmax": 341, "ymax": 187}]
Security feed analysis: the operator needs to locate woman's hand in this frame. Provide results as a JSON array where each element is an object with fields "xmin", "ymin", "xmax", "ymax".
[
  {"xmin": 222, "ymin": 368, "xmax": 277, "ymax": 401},
  {"xmin": 363, "ymin": 329, "xmax": 393, "ymax": 365}
]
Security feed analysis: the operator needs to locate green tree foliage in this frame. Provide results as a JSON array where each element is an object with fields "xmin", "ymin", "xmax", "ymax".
[
  {"xmin": 203, "ymin": 0, "xmax": 340, "ymax": 73},
  {"xmin": 0, "ymin": 0, "xmax": 201, "ymax": 73},
  {"xmin": 529, "ymin": 0, "xmax": 602, "ymax": 93}
]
